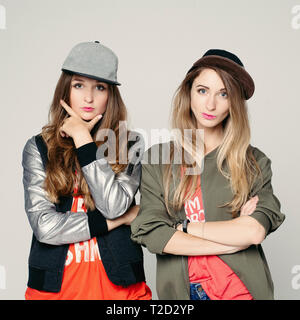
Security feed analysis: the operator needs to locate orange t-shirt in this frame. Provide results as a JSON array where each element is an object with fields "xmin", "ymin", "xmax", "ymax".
[
  {"xmin": 26, "ymin": 188, "xmax": 152, "ymax": 300},
  {"xmin": 184, "ymin": 176, "xmax": 253, "ymax": 300}
]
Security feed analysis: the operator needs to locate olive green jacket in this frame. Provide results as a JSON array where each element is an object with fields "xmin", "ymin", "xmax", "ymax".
[{"xmin": 131, "ymin": 142, "xmax": 285, "ymax": 300}]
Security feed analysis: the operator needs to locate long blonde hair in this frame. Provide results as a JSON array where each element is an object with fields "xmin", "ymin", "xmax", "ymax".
[
  {"xmin": 41, "ymin": 72, "xmax": 128, "ymax": 210},
  {"xmin": 164, "ymin": 65, "xmax": 261, "ymax": 217}
]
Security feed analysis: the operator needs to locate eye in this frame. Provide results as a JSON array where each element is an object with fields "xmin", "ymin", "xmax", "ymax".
[
  {"xmin": 220, "ymin": 91, "xmax": 228, "ymax": 98},
  {"xmin": 96, "ymin": 84, "xmax": 106, "ymax": 91},
  {"xmin": 198, "ymin": 88, "xmax": 206, "ymax": 94},
  {"xmin": 73, "ymin": 83, "xmax": 83, "ymax": 89}
]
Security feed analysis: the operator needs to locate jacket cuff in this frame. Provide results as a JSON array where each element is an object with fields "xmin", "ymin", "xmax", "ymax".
[
  {"xmin": 131, "ymin": 224, "xmax": 177, "ymax": 255},
  {"xmin": 250, "ymin": 211, "xmax": 271, "ymax": 236},
  {"xmin": 87, "ymin": 208, "xmax": 108, "ymax": 237},
  {"xmin": 76, "ymin": 142, "xmax": 98, "ymax": 167}
]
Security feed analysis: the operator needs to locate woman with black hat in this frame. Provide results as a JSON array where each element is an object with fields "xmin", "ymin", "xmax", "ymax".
[
  {"xmin": 22, "ymin": 41, "xmax": 151, "ymax": 300},
  {"xmin": 131, "ymin": 49, "xmax": 285, "ymax": 300}
]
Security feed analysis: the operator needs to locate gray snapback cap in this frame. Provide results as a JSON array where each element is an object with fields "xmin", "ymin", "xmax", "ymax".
[{"xmin": 62, "ymin": 41, "xmax": 121, "ymax": 85}]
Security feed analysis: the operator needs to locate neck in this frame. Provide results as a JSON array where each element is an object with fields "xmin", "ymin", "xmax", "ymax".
[{"xmin": 202, "ymin": 125, "xmax": 224, "ymax": 155}]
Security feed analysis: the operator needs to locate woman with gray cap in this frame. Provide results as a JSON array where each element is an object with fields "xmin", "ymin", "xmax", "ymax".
[
  {"xmin": 131, "ymin": 49, "xmax": 285, "ymax": 300},
  {"xmin": 22, "ymin": 41, "xmax": 151, "ymax": 300}
]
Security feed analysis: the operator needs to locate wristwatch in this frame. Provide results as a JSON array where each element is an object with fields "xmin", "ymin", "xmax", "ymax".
[{"xmin": 182, "ymin": 219, "xmax": 190, "ymax": 233}]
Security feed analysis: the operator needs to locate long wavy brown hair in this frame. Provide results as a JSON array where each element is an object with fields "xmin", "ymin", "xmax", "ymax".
[
  {"xmin": 164, "ymin": 65, "xmax": 262, "ymax": 218},
  {"xmin": 41, "ymin": 72, "xmax": 128, "ymax": 210}
]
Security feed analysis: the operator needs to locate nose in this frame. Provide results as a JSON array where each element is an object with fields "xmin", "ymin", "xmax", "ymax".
[
  {"xmin": 84, "ymin": 88, "xmax": 94, "ymax": 103},
  {"xmin": 205, "ymin": 94, "xmax": 216, "ymax": 111}
]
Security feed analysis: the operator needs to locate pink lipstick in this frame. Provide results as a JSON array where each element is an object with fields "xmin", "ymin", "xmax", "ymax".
[
  {"xmin": 82, "ymin": 107, "xmax": 94, "ymax": 112},
  {"xmin": 202, "ymin": 113, "xmax": 216, "ymax": 120}
]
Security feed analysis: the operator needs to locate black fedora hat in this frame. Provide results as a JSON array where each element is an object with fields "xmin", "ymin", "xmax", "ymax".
[{"xmin": 187, "ymin": 49, "xmax": 255, "ymax": 100}]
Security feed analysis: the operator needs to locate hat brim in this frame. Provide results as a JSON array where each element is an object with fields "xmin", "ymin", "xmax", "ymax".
[
  {"xmin": 62, "ymin": 69, "xmax": 121, "ymax": 86},
  {"xmin": 188, "ymin": 55, "xmax": 254, "ymax": 100}
]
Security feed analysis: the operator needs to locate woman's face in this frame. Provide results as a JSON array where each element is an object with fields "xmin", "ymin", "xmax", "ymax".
[
  {"xmin": 190, "ymin": 68, "xmax": 230, "ymax": 130},
  {"xmin": 69, "ymin": 75, "xmax": 109, "ymax": 121}
]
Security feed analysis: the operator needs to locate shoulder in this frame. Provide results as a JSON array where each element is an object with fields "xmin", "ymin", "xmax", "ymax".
[
  {"xmin": 248, "ymin": 145, "xmax": 273, "ymax": 177},
  {"xmin": 249, "ymin": 144, "xmax": 271, "ymax": 163},
  {"xmin": 22, "ymin": 134, "xmax": 43, "ymax": 166},
  {"xmin": 23, "ymin": 135, "xmax": 38, "ymax": 154}
]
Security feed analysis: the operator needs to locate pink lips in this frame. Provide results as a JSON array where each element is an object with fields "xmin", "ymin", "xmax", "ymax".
[
  {"xmin": 202, "ymin": 113, "xmax": 216, "ymax": 120},
  {"xmin": 82, "ymin": 107, "xmax": 94, "ymax": 112}
]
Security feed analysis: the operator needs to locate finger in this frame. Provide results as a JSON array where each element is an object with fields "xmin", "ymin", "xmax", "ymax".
[
  {"xmin": 241, "ymin": 206, "xmax": 250, "ymax": 216},
  {"xmin": 241, "ymin": 200, "xmax": 254, "ymax": 215},
  {"xmin": 249, "ymin": 195, "xmax": 259, "ymax": 202},
  {"xmin": 60, "ymin": 132, "xmax": 69, "ymax": 138},
  {"xmin": 245, "ymin": 196, "xmax": 259, "ymax": 213},
  {"xmin": 240, "ymin": 203, "xmax": 246, "ymax": 215},
  {"xmin": 60, "ymin": 99, "xmax": 80, "ymax": 118},
  {"xmin": 245, "ymin": 204, "xmax": 255, "ymax": 215},
  {"xmin": 59, "ymin": 127, "xmax": 66, "ymax": 138},
  {"xmin": 248, "ymin": 196, "xmax": 257, "ymax": 203},
  {"xmin": 87, "ymin": 114, "xmax": 102, "ymax": 131},
  {"xmin": 59, "ymin": 125, "xmax": 69, "ymax": 138},
  {"xmin": 241, "ymin": 201, "xmax": 251, "ymax": 214},
  {"xmin": 176, "ymin": 224, "xmax": 183, "ymax": 231},
  {"xmin": 244, "ymin": 197, "xmax": 256, "ymax": 208},
  {"xmin": 245, "ymin": 201, "xmax": 257, "ymax": 215}
]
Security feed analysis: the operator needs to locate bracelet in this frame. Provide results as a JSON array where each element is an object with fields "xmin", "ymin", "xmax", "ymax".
[{"xmin": 182, "ymin": 219, "xmax": 190, "ymax": 233}]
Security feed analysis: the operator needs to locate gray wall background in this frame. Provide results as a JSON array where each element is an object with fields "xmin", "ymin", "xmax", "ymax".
[{"xmin": 0, "ymin": 0, "xmax": 299, "ymax": 300}]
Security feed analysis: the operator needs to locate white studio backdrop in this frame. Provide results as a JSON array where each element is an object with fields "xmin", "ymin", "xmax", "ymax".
[{"xmin": 0, "ymin": 0, "xmax": 299, "ymax": 300}]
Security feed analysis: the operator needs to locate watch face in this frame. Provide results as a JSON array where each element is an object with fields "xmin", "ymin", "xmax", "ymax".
[{"xmin": 183, "ymin": 219, "xmax": 189, "ymax": 233}]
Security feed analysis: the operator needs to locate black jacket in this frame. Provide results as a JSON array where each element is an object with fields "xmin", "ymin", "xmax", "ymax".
[{"xmin": 24, "ymin": 134, "xmax": 145, "ymax": 293}]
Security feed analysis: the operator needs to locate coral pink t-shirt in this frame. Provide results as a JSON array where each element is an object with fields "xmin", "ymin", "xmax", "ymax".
[
  {"xmin": 184, "ymin": 177, "xmax": 253, "ymax": 300},
  {"xmin": 26, "ymin": 184, "xmax": 152, "ymax": 300}
]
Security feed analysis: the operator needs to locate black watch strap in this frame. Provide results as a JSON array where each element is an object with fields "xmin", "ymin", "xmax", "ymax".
[{"xmin": 182, "ymin": 219, "xmax": 190, "ymax": 233}]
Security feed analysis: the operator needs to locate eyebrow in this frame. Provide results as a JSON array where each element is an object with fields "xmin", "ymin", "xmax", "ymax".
[
  {"xmin": 72, "ymin": 77, "xmax": 107, "ymax": 85},
  {"xmin": 196, "ymin": 84, "xmax": 226, "ymax": 91},
  {"xmin": 72, "ymin": 77, "xmax": 85, "ymax": 82}
]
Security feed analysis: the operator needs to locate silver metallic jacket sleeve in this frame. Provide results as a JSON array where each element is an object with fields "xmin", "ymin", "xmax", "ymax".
[
  {"xmin": 22, "ymin": 136, "xmax": 91, "ymax": 245},
  {"xmin": 81, "ymin": 133, "xmax": 145, "ymax": 220}
]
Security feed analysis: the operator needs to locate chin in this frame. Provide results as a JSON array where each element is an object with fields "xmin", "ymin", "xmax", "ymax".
[
  {"xmin": 198, "ymin": 120, "xmax": 219, "ymax": 129},
  {"xmin": 80, "ymin": 113, "xmax": 95, "ymax": 121}
]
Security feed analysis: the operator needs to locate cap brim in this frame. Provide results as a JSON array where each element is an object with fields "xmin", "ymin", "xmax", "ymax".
[
  {"xmin": 62, "ymin": 69, "xmax": 121, "ymax": 86},
  {"xmin": 188, "ymin": 55, "xmax": 254, "ymax": 100}
]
